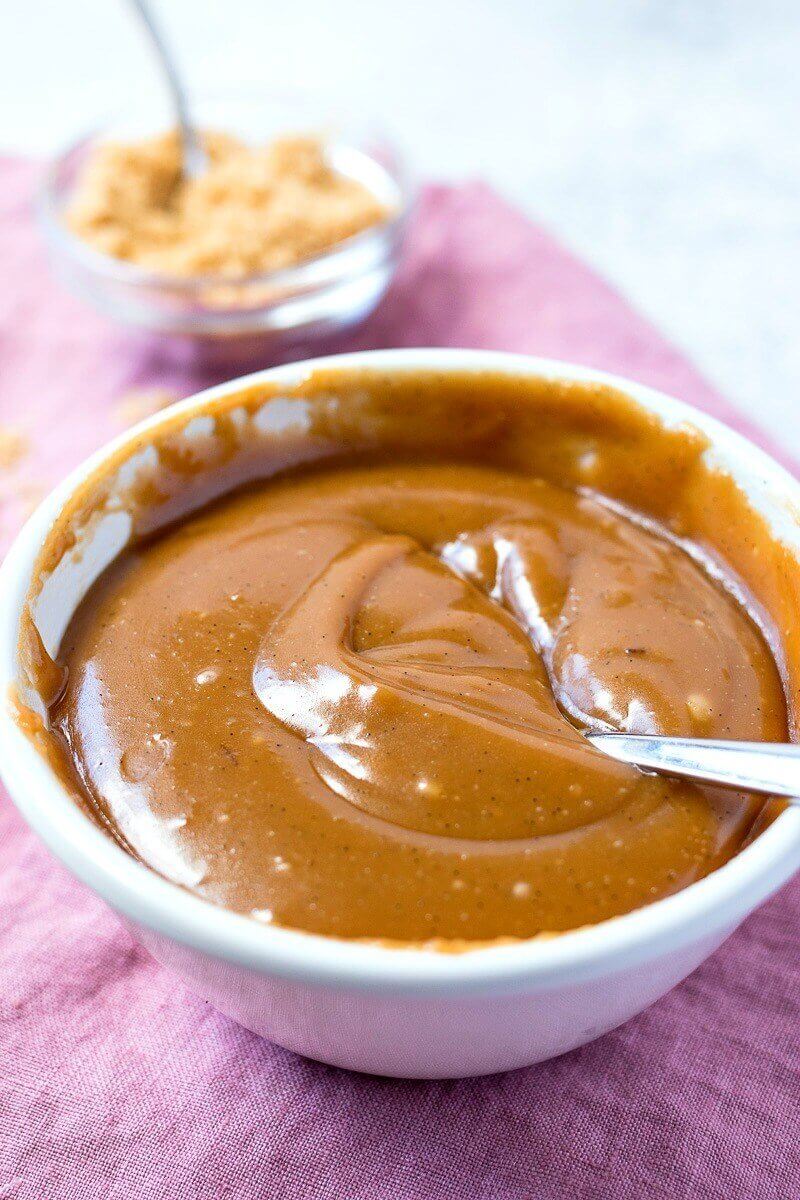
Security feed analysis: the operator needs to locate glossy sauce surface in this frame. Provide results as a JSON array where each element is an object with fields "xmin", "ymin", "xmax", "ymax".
[{"xmin": 52, "ymin": 459, "xmax": 787, "ymax": 940}]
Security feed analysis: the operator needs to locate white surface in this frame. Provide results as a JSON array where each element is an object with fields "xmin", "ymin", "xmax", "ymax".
[
  {"xmin": 2, "ymin": 1, "xmax": 800, "ymax": 453},
  {"xmin": 2, "ymin": 348, "xmax": 800, "ymax": 1075}
]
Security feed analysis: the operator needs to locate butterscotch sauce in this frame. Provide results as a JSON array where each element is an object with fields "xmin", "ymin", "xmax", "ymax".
[{"xmin": 48, "ymin": 417, "xmax": 788, "ymax": 941}]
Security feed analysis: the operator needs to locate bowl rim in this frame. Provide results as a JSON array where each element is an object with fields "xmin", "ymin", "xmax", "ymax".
[
  {"xmin": 2, "ymin": 347, "xmax": 799, "ymax": 996},
  {"xmin": 37, "ymin": 117, "xmax": 412, "ymax": 294}
]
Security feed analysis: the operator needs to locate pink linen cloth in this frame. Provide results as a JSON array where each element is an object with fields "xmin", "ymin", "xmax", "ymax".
[{"xmin": 1, "ymin": 156, "xmax": 798, "ymax": 1199}]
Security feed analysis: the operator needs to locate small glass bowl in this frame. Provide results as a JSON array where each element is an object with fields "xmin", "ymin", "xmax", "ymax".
[{"xmin": 38, "ymin": 92, "xmax": 411, "ymax": 349}]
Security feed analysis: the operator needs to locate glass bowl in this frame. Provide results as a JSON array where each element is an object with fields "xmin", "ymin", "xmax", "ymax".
[{"xmin": 38, "ymin": 92, "xmax": 411, "ymax": 349}]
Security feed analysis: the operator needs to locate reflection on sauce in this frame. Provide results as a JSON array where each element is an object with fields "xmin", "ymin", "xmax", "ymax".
[{"xmin": 51, "ymin": 459, "xmax": 787, "ymax": 941}]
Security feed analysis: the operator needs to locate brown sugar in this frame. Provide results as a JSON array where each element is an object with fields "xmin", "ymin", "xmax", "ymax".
[
  {"xmin": 0, "ymin": 425, "xmax": 29, "ymax": 470},
  {"xmin": 113, "ymin": 388, "xmax": 179, "ymax": 428},
  {"xmin": 0, "ymin": 425, "xmax": 40, "ymax": 538},
  {"xmin": 66, "ymin": 132, "xmax": 390, "ymax": 279}
]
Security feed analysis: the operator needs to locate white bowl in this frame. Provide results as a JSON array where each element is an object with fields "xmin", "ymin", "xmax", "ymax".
[{"xmin": 2, "ymin": 349, "xmax": 799, "ymax": 1079}]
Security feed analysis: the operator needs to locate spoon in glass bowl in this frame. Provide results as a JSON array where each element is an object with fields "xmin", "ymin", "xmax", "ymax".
[
  {"xmin": 128, "ymin": 0, "xmax": 208, "ymax": 179},
  {"xmin": 588, "ymin": 734, "xmax": 800, "ymax": 800}
]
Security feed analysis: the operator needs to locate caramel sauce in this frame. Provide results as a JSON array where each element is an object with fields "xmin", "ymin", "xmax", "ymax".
[{"xmin": 15, "ymin": 371, "xmax": 798, "ymax": 943}]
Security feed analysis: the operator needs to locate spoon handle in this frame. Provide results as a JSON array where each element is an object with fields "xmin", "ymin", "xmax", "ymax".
[
  {"xmin": 128, "ymin": 0, "xmax": 207, "ymax": 177},
  {"xmin": 587, "ymin": 734, "xmax": 800, "ymax": 800}
]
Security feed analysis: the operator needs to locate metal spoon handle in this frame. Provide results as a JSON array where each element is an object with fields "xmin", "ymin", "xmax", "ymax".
[
  {"xmin": 587, "ymin": 734, "xmax": 800, "ymax": 800},
  {"xmin": 128, "ymin": 0, "xmax": 206, "ymax": 177}
]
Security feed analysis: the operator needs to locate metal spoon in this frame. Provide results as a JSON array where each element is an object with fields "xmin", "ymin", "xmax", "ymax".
[
  {"xmin": 588, "ymin": 734, "xmax": 800, "ymax": 800},
  {"xmin": 128, "ymin": 0, "xmax": 207, "ymax": 178}
]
